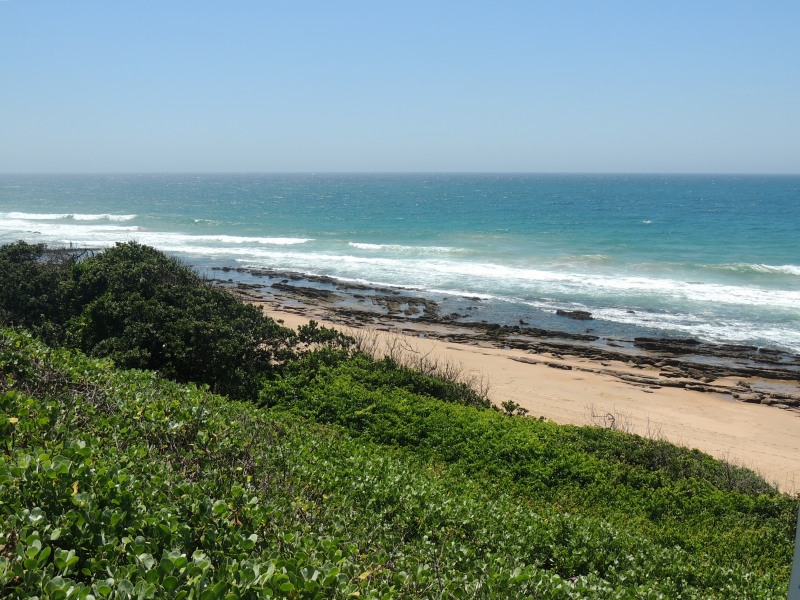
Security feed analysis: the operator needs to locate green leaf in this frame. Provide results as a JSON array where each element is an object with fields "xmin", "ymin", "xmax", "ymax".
[
  {"xmin": 26, "ymin": 539, "xmax": 42, "ymax": 559},
  {"xmin": 162, "ymin": 576, "xmax": 179, "ymax": 592},
  {"xmin": 45, "ymin": 575, "xmax": 66, "ymax": 593},
  {"xmin": 37, "ymin": 545, "xmax": 52, "ymax": 566},
  {"xmin": 158, "ymin": 557, "xmax": 174, "ymax": 575},
  {"xmin": 66, "ymin": 549, "xmax": 79, "ymax": 566},
  {"xmin": 137, "ymin": 553, "xmax": 156, "ymax": 571},
  {"xmin": 240, "ymin": 533, "xmax": 257, "ymax": 551},
  {"xmin": 95, "ymin": 583, "xmax": 113, "ymax": 597},
  {"xmin": 118, "ymin": 579, "xmax": 134, "ymax": 595}
]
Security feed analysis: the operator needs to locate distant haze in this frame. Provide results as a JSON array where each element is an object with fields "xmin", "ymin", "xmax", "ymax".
[{"xmin": 1, "ymin": 1, "xmax": 799, "ymax": 174}]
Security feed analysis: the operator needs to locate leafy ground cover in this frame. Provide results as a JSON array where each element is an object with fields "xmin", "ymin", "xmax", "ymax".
[
  {"xmin": 262, "ymin": 350, "xmax": 797, "ymax": 587},
  {"xmin": 1, "ymin": 328, "xmax": 796, "ymax": 598}
]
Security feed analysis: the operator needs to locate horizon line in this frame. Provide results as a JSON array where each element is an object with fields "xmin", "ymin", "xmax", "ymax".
[{"xmin": 2, "ymin": 170, "xmax": 799, "ymax": 177}]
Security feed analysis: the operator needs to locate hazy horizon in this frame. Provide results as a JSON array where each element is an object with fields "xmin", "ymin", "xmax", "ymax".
[{"xmin": 3, "ymin": 171, "xmax": 800, "ymax": 177}]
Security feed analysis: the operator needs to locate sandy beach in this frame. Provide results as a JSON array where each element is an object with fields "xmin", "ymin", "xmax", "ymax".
[{"xmin": 241, "ymin": 296, "xmax": 800, "ymax": 495}]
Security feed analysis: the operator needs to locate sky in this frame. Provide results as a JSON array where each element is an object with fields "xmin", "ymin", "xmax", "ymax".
[{"xmin": 2, "ymin": 1, "xmax": 799, "ymax": 174}]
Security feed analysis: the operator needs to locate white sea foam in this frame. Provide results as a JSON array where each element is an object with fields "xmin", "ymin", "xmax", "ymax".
[
  {"xmin": 433, "ymin": 261, "xmax": 800, "ymax": 310},
  {"xmin": 0, "ymin": 212, "xmax": 137, "ymax": 221},
  {"xmin": 122, "ymin": 231, "xmax": 310, "ymax": 248},
  {"xmin": 232, "ymin": 248, "xmax": 800, "ymax": 312},
  {"xmin": 0, "ymin": 219, "xmax": 312, "ymax": 250},
  {"xmin": 773, "ymin": 264, "xmax": 800, "ymax": 276},
  {"xmin": 348, "ymin": 242, "xmax": 460, "ymax": 253},
  {"xmin": 189, "ymin": 234, "xmax": 312, "ymax": 245},
  {"xmin": 0, "ymin": 219, "xmax": 140, "ymax": 236},
  {"xmin": 71, "ymin": 213, "xmax": 137, "ymax": 221},
  {"xmin": 586, "ymin": 306, "xmax": 800, "ymax": 353},
  {"xmin": 2, "ymin": 212, "xmax": 71, "ymax": 220},
  {"xmin": 710, "ymin": 263, "xmax": 800, "ymax": 276},
  {"xmin": 221, "ymin": 248, "xmax": 800, "ymax": 314}
]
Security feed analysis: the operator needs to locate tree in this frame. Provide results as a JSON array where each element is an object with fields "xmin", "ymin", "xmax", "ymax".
[
  {"xmin": 0, "ymin": 241, "xmax": 76, "ymax": 344},
  {"xmin": 61, "ymin": 242, "xmax": 295, "ymax": 399}
]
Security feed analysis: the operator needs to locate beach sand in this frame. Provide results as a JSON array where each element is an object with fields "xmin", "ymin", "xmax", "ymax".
[{"xmin": 254, "ymin": 301, "xmax": 800, "ymax": 494}]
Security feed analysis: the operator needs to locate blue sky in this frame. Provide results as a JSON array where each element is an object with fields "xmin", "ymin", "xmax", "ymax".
[{"xmin": 2, "ymin": 1, "xmax": 799, "ymax": 173}]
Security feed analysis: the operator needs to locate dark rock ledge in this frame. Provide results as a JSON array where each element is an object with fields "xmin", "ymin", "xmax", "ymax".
[{"xmin": 212, "ymin": 267, "xmax": 800, "ymax": 411}]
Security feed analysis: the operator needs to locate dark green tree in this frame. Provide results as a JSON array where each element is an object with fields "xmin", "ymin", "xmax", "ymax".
[
  {"xmin": 61, "ymin": 242, "xmax": 295, "ymax": 399},
  {"xmin": 0, "ymin": 241, "xmax": 76, "ymax": 344}
]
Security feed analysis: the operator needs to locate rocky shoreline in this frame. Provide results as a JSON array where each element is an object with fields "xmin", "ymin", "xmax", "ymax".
[{"xmin": 212, "ymin": 266, "xmax": 800, "ymax": 412}]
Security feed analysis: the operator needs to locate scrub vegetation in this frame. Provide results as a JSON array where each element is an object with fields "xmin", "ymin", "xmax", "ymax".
[{"xmin": 0, "ymin": 241, "xmax": 796, "ymax": 598}]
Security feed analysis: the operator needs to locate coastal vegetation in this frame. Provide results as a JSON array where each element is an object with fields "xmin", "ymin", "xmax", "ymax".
[
  {"xmin": 1, "ymin": 241, "xmax": 797, "ymax": 598},
  {"xmin": 0, "ymin": 242, "xmax": 294, "ymax": 400}
]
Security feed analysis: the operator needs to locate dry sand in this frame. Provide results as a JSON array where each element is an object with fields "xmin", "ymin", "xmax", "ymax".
[{"xmin": 263, "ymin": 305, "xmax": 800, "ymax": 494}]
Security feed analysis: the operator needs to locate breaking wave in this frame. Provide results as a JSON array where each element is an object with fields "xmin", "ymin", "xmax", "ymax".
[
  {"xmin": 0, "ymin": 212, "xmax": 137, "ymax": 222},
  {"xmin": 349, "ymin": 242, "xmax": 461, "ymax": 254}
]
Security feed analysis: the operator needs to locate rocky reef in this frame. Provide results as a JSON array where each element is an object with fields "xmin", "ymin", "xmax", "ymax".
[{"xmin": 213, "ymin": 266, "xmax": 800, "ymax": 411}]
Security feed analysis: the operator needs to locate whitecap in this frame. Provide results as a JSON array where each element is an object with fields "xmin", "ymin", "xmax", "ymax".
[
  {"xmin": 71, "ymin": 214, "xmax": 137, "ymax": 221},
  {"xmin": 348, "ymin": 242, "xmax": 384, "ymax": 250},
  {"xmin": 1, "ymin": 212, "xmax": 71, "ymax": 220},
  {"xmin": 586, "ymin": 306, "xmax": 800, "ymax": 354},
  {"xmin": 189, "ymin": 234, "xmax": 312, "ymax": 245},
  {"xmin": 706, "ymin": 263, "xmax": 800, "ymax": 276},
  {"xmin": 0, "ymin": 212, "xmax": 137, "ymax": 222},
  {"xmin": 349, "ymin": 242, "xmax": 460, "ymax": 253},
  {"xmin": 771, "ymin": 264, "xmax": 800, "ymax": 276}
]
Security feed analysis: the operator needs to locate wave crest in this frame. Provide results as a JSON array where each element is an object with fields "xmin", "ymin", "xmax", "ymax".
[
  {"xmin": 192, "ymin": 235, "xmax": 312, "ymax": 245},
  {"xmin": 349, "ymin": 242, "xmax": 461, "ymax": 254},
  {"xmin": 1, "ymin": 212, "xmax": 137, "ymax": 222},
  {"xmin": 72, "ymin": 213, "xmax": 137, "ymax": 221},
  {"xmin": 709, "ymin": 263, "xmax": 800, "ymax": 276}
]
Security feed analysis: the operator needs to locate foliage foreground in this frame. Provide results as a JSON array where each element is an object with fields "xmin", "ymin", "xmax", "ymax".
[
  {"xmin": 1, "ymin": 329, "xmax": 797, "ymax": 599},
  {"xmin": 0, "ymin": 241, "xmax": 797, "ymax": 598}
]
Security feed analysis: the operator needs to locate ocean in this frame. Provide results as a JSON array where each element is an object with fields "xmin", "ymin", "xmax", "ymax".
[{"xmin": 1, "ymin": 173, "xmax": 798, "ymax": 353}]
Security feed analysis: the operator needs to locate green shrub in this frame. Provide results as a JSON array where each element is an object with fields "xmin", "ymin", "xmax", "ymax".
[
  {"xmin": 0, "ymin": 241, "xmax": 297, "ymax": 400},
  {"xmin": 0, "ymin": 241, "xmax": 76, "ymax": 344},
  {"xmin": 1, "ymin": 328, "xmax": 795, "ymax": 597},
  {"xmin": 261, "ymin": 353, "xmax": 797, "ymax": 580}
]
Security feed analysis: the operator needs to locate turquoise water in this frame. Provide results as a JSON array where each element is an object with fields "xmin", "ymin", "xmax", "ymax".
[{"xmin": 1, "ymin": 173, "xmax": 799, "ymax": 352}]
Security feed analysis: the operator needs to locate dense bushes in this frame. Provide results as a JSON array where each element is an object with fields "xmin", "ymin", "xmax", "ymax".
[
  {"xmin": 0, "ymin": 241, "xmax": 295, "ymax": 399},
  {"xmin": 61, "ymin": 243, "xmax": 296, "ymax": 399},
  {"xmin": 1, "ymin": 329, "xmax": 795, "ymax": 598},
  {"xmin": 263, "ymin": 347, "xmax": 490, "ymax": 411},
  {"xmin": 0, "ymin": 241, "xmax": 490, "ymax": 403},
  {"xmin": 261, "ymin": 350, "xmax": 797, "ymax": 580},
  {"xmin": 0, "ymin": 242, "xmax": 76, "ymax": 345}
]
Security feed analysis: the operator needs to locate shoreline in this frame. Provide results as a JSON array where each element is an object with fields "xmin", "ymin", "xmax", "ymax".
[
  {"xmin": 213, "ymin": 269, "xmax": 800, "ymax": 494},
  {"xmin": 214, "ymin": 265, "xmax": 800, "ymax": 381}
]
